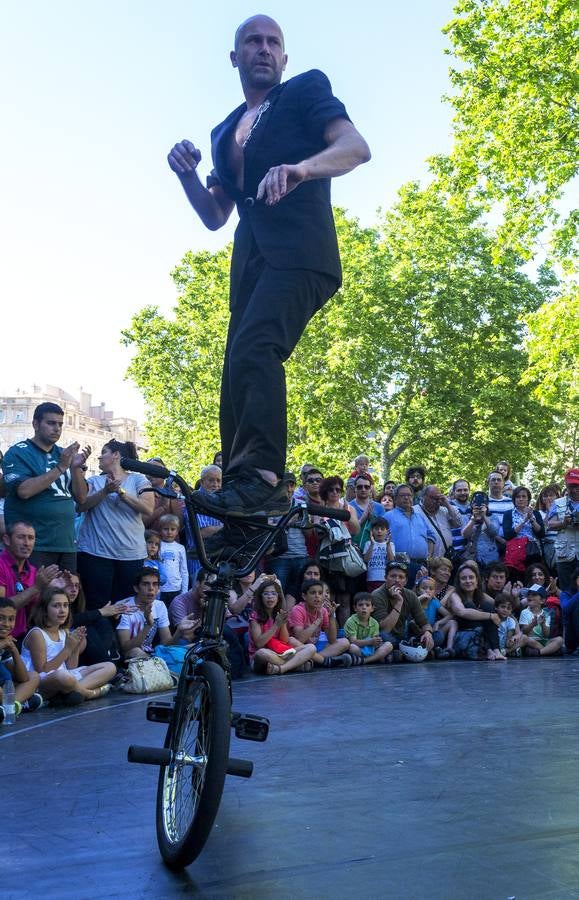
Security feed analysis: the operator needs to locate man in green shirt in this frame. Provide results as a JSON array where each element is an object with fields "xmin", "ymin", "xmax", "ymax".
[
  {"xmin": 2, "ymin": 402, "xmax": 85, "ymax": 569},
  {"xmin": 371, "ymin": 561, "xmax": 434, "ymax": 651}
]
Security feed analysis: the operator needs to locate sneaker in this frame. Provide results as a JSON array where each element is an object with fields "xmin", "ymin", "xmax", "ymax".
[
  {"xmin": 192, "ymin": 470, "xmax": 290, "ymax": 518},
  {"xmin": 51, "ymin": 690, "xmax": 84, "ymax": 707},
  {"xmin": 330, "ymin": 653, "xmax": 353, "ymax": 669},
  {"xmin": 21, "ymin": 693, "xmax": 44, "ymax": 712}
]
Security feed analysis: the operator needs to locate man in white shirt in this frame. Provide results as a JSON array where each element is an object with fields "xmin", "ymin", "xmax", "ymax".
[{"xmin": 117, "ymin": 568, "xmax": 197, "ymax": 660}]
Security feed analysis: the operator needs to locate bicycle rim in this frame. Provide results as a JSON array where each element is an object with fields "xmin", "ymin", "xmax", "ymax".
[{"xmin": 156, "ymin": 660, "xmax": 231, "ymax": 869}]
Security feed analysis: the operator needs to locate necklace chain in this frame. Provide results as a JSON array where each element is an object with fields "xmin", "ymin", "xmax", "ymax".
[{"xmin": 242, "ymin": 100, "xmax": 271, "ymax": 148}]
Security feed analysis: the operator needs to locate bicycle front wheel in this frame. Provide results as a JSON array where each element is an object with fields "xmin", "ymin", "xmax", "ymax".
[{"xmin": 156, "ymin": 660, "xmax": 231, "ymax": 869}]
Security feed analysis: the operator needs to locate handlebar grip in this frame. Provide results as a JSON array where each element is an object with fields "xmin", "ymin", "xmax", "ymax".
[
  {"xmin": 120, "ymin": 457, "xmax": 170, "ymax": 480},
  {"xmin": 308, "ymin": 504, "xmax": 351, "ymax": 521}
]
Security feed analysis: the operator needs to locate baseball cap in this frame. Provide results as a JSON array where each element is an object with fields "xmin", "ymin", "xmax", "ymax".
[
  {"xmin": 284, "ymin": 472, "xmax": 296, "ymax": 484},
  {"xmin": 527, "ymin": 584, "xmax": 547, "ymax": 598},
  {"xmin": 564, "ymin": 468, "xmax": 579, "ymax": 485}
]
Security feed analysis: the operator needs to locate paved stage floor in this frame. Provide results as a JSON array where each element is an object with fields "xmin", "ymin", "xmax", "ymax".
[{"xmin": 3, "ymin": 657, "xmax": 579, "ymax": 899}]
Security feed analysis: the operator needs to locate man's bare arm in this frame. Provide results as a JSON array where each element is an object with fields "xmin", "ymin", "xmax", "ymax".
[
  {"xmin": 167, "ymin": 140, "xmax": 235, "ymax": 231},
  {"xmin": 257, "ymin": 118, "xmax": 371, "ymax": 205}
]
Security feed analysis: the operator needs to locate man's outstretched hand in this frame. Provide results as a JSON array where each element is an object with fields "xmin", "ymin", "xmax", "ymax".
[
  {"xmin": 256, "ymin": 163, "xmax": 307, "ymax": 206},
  {"xmin": 168, "ymin": 140, "xmax": 202, "ymax": 176}
]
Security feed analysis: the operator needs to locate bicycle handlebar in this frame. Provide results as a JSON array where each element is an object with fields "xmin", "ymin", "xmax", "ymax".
[
  {"xmin": 121, "ymin": 457, "xmax": 350, "ymax": 522},
  {"xmin": 310, "ymin": 504, "xmax": 350, "ymax": 521},
  {"xmin": 121, "ymin": 457, "xmax": 170, "ymax": 480}
]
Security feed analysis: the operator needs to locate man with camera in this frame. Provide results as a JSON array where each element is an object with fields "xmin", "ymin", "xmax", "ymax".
[{"xmin": 547, "ymin": 469, "xmax": 579, "ymax": 592}]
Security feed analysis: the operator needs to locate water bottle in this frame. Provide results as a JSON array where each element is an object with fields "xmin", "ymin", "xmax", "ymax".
[{"xmin": 2, "ymin": 678, "xmax": 16, "ymax": 725}]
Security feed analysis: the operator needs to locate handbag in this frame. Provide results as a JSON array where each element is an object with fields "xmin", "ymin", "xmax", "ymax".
[
  {"xmin": 504, "ymin": 536, "xmax": 528, "ymax": 571},
  {"xmin": 453, "ymin": 627, "xmax": 483, "ymax": 660},
  {"xmin": 525, "ymin": 538, "xmax": 542, "ymax": 563},
  {"xmin": 121, "ymin": 656, "xmax": 175, "ymax": 694},
  {"xmin": 318, "ymin": 520, "xmax": 367, "ymax": 577}
]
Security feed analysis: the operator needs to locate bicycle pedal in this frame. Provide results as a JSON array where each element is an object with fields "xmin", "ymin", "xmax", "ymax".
[
  {"xmin": 146, "ymin": 700, "xmax": 173, "ymax": 723},
  {"xmin": 233, "ymin": 712, "xmax": 270, "ymax": 742}
]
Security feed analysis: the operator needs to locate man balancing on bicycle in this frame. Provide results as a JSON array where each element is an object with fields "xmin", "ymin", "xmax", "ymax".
[{"xmin": 167, "ymin": 15, "xmax": 370, "ymax": 521}]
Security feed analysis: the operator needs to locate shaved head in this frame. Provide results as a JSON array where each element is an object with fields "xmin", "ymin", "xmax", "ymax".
[{"xmin": 234, "ymin": 14, "xmax": 285, "ymax": 51}]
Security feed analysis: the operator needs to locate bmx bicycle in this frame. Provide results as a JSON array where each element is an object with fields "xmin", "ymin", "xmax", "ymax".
[{"xmin": 123, "ymin": 457, "xmax": 349, "ymax": 869}]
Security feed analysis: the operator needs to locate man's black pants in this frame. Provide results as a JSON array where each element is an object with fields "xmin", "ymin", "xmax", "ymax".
[{"xmin": 220, "ymin": 255, "xmax": 337, "ymax": 476}]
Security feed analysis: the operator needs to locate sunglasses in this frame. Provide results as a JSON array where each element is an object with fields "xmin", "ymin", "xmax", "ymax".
[{"xmin": 306, "ymin": 477, "xmax": 322, "ymax": 483}]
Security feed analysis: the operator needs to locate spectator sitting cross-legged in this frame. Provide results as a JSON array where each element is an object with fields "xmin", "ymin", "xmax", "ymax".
[
  {"xmin": 21, "ymin": 587, "xmax": 117, "ymax": 705},
  {"xmin": 0, "ymin": 598, "xmax": 42, "ymax": 719},
  {"xmin": 116, "ymin": 569, "xmax": 197, "ymax": 661},
  {"xmin": 344, "ymin": 592, "xmax": 394, "ymax": 664},
  {"xmin": 61, "ymin": 572, "xmax": 130, "ymax": 665},
  {"xmin": 518, "ymin": 584, "xmax": 564, "ymax": 657},
  {"xmin": 447, "ymin": 562, "xmax": 505, "ymax": 661},
  {"xmin": 73, "ymin": 440, "xmax": 155, "ymax": 610},
  {"xmin": 287, "ymin": 579, "xmax": 353, "ymax": 668},
  {"xmin": 0, "ymin": 520, "xmax": 61, "ymax": 642},
  {"xmin": 415, "ymin": 574, "xmax": 457, "ymax": 658},
  {"xmin": 370, "ymin": 560, "xmax": 434, "ymax": 657},
  {"xmin": 169, "ymin": 569, "xmax": 251, "ymax": 679},
  {"xmin": 249, "ymin": 578, "xmax": 316, "ymax": 675}
]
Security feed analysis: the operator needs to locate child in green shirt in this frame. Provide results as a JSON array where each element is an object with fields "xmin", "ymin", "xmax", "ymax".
[{"xmin": 345, "ymin": 593, "xmax": 394, "ymax": 664}]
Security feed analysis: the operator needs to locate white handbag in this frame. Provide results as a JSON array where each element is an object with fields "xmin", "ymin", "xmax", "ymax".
[{"xmin": 121, "ymin": 657, "xmax": 175, "ymax": 694}]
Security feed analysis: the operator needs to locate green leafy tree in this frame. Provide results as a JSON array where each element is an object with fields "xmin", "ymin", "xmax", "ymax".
[
  {"xmin": 287, "ymin": 189, "xmax": 550, "ymax": 487},
  {"xmin": 121, "ymin": 248, "xmax": 229, "ymax": 480},
  {"xmin": 521, "ymin": 283, "xmax": 579, "ymax": 478},
  {"xmin": 123, "ymin": 192, "xmax": 552, "ymax": 488},
  {"xmin": 437, "ymin": 0, "xmax": 578, "ymax": 262}
]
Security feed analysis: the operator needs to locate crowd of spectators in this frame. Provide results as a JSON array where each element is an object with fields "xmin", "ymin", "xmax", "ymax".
[{"xmin": 1, "ymin": 403, "xmax": 578, "ymax": 720}]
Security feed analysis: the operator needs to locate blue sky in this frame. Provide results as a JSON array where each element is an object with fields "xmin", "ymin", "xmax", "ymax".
[{"xmin": 0, "ymin": 1, "xmax": 456, "ymax": 421}]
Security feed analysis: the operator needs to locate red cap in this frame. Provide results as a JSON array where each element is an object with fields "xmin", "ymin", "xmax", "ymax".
[{"xmin": 565, "ymin": 468, "xmax": 579, "ymax": 485}]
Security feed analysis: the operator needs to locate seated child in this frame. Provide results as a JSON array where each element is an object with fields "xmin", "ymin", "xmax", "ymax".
[
  {"xmin": 344, "ymin": 593, "xmax": 393, "ymax": 664},
  {"xmin": 416, "ymin": 575, "xmax": 458, "ymax": 659},
  {"xmin": 0, "ymin": 598, "xmax": 42, "ymax": 720},
  {"xmin": 249, "ymin": 579, "xmax": 316, "ymax": 675},
  {"xmin": 21, "ymin": 588, "xmax": 117, "ymax": 705},
  {"xmin": 495, "ymin": 593, "xmax": 522, "ymax": 657},
  {"xmin": 363, "ymin": 518, "xmax": 395, "ymax": 591},
  {"xmin": 287, "ymin": 579, "xmax": 353, "ymax": 668},
  {"xmin": 518, "ymin": 584, "xmax": 564, "ymax": 657}
]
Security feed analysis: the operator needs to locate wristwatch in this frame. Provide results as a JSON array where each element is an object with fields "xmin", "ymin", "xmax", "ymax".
[{"xmin": 118, "ymin": 487, "xmax": 126, "ymax": 497}]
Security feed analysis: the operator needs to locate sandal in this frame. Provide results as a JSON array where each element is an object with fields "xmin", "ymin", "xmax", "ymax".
[
  {"xmin": 266, "ymin": 663, "xmax": 282, "ymax": 676},
  {"xmin": 298, "ymin": 660, "xmax": 314, "ymax": 673}
]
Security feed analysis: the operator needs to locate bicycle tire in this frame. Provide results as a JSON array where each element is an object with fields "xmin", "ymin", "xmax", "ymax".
[{"xmin": 156, "ymin": 660, "xmax": 231, "ymax": 869}]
